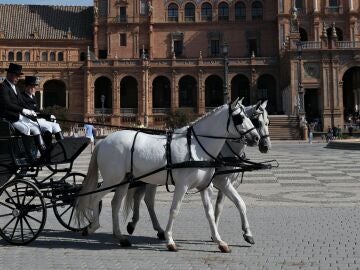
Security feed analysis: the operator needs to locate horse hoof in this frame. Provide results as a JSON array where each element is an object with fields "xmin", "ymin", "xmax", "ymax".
[
  {"xmin": 157, "ymin": 231, "xmax": 166, "ymax": 240},
  {"xmin": 82, "ymin": 228, "xmax": 89, "ymax": 236},
  {"xmin": 127, "ymin": 223, "xmax": 135, "ymax": 235},
  {"xmin": 218, "ymin": 243, "xmax": 231, "ymax": 253},
  {"xmin": 243, "ymin": 234, "xmax": 255, "ymax": 245},
  {"xmin": 120, "ymin": 238, "xmax": 132, "ymax": 247},
  {"xmin": 167, "ymin": 244, "xmax": 178, "ymax": 252}
]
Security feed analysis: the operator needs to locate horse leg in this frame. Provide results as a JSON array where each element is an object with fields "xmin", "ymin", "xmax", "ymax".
[
  {"xmin": 200, "ymin": 187, "xmax": 231, "ymax": 253},
  {"xmin": 112, "ymin": 184, "xmax": 132, "ymax": 247},
  {"xmin": 216, "ymin": 179, "xmax": 254, "ymax": 245},
  {"xmin": 165, "ymin": 184, "xmax": 188, "ymax": 252},
  {"xmin": 127, "ymin": 186, "xmax": 146, "ymax": 235},
  {"xmin": 144, "ymin": 184, "xmax": 165, "ymax": 240},
  {"xmin": 214, "ymin": 190, "xmax": 226, "ymax": 227},
  {"xmin": 82, "ymin": 193, "xmax": 102, "ymax": 236}
]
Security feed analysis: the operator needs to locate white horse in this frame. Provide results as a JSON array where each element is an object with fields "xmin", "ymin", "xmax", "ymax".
[
  {"xmin": 124, "ymin": 100, "xmax": 270, "ymax": 245},
  {"xmin": 75, "ymin": 99, "xmax": 260, "ymax": 252}
]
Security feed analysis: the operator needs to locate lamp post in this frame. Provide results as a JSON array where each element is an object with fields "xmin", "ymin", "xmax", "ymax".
[
  {"xmin": 223, "ymin": 42, "xmax": 229, "ymax": 104},
  {"xmin": 296, "ymin": 41, "xmax": 304, "ymax": 116},
  {"xmin": 100, "ymin": 94, "xmax": 105, "ymax": 125}
]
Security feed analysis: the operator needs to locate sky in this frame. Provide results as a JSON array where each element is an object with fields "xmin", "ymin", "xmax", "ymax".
[{"xmin": 0, "ymin": 0, "xmax": 93, "ymax": 5}]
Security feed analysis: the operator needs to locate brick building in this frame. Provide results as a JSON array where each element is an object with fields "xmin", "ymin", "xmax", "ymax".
[{"xmin": 1, "ymin": 0, "xmax": 360, "ymax": 136}]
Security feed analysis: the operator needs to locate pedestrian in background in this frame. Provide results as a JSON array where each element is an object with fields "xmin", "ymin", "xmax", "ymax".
[
  {"xmin": 84, "ymin": 119, "xmax": 95, "ymax": 153},
  {"xmin": 308, "ymin": 122, "xmax": 315, "ymax": 144}
]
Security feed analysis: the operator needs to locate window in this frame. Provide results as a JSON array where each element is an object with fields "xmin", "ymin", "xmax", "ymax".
[
  {"xmin": 41, "ymin": 52, "xmax": 48, "ymax": 61},
  {"xmin": 258, "ymin": 88, "xmax": 268, "ymax": 100},
  {"xmin": 80, "ymin": 52, "xmax": 86, "ymax": 61},
  {"xmin": 58, "ymin": 52, "xmax": 64, "ymax": 61},
  {"xmin": 25, "ymin": 52, "xmax": 30, "ymax": 62},
  {"xmin": 120, "ymin": 33, "xmax": 127, "ymax": 46},
  {"xmin": 119, "ymin": 6, "xmax": 127, "ymax": 22},
  {"xmin": 139, "ymin": 48, "xmax": 149, "ymax": 59},
  {"xmin": 295, "ymin": 0, "xmax": 304, "ymax": 8},
  {"xmin": 16, "ymin": 52, "xmax": 22, "ymax": 61},
  {"xmin": 235, "ymin": 2, "xmax": 246, "ymax": 21},
  {"xmin": 218, "ymin": 2, "xmax": 229, "ymax": 21},
  {"xmin": 140, "ymin": 0, "xmax": 147, "ymax": 15},
  {"xmin": 329, "ymin": 0, "xmax": 339, "ymax": 7},
  {"xmin": 8, "ymin": 52, "xmax": 14, "ymax": 61},
  {"xmin": 201, "ymin": 3, "xmax": 212, "ymax": 21},
  {"xmin": 98, "ymin": 50, "xmax": 107, "ymax": 59},
  {"xmin": 252, "ymin": 1, "xmax": 263, "ymax": 20},
  {"xmin": 50, "ymin": 52, "xmax": 56, "ymax": 61},
  {"xmin": 168, "ymin": 3, "xmax": 178, "ymax": 22},
  {"xmin": 185, "ymin": 3, "xmax": 195, "ymax": 22},
  {"xmin": 248, "ymin": 38, "xmax": 258, "ymax": 56},
  {"xmin": 210, "ymin": 40, "xmax": 220, "ymax": 56},
  {"xmin": 173, "ymin": 40, "xmax": 183, "ymax": 56}
]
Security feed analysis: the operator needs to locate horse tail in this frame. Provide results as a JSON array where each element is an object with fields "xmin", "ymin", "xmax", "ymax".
[
  {"xmin": 122, "ymin": 185, "xmax": 146, "ymax": 222},
  {"xmin": 75, "ymin": 140, "xmax": 102, "ymax": 226}
]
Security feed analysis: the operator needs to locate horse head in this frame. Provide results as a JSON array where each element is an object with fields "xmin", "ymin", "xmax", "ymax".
[
  {"xmin": 251, "ymin": 100, "xmax": 271, "ymax": 153},
  {"xmin": 229, "ymin": 98, "xmax": 260, "ymax": 146}
]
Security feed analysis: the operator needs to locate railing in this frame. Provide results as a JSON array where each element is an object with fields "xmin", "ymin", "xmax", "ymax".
[
  {"xmin": 300, "ymin": 41, "xmax": 321, "ymax": 49},
  {"xmin": 153, "ymin": 108, "xmax": 171, "ymax": 114},
  {"xmin": 336, "ymin": 41, "xmax": 360, "ymax": 49},
  {"xmin": 94, "ymin": 108, "xmax": 113, "ymax": 114},
  {"xmin": 325, "ymin": 6, "xmax": 343, "ymax": 14},
  {"xmin": 120, "ymin": 108, "xmax": 138, "ymax": 115}
]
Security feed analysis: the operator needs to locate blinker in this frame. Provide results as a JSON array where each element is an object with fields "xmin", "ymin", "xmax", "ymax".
[{"xmin": 232, "ymin": 113, "xmax": 244, "ymax": 125}]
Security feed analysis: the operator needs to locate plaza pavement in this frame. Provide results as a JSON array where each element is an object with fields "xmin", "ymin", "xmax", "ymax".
[{"xmin": 0, "ymin": 141, "xmax": 359, "ymax": 270}]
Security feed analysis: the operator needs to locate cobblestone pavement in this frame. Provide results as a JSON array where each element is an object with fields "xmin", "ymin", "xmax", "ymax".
[{"xmin": 0, "ymin": 142, "xmax": 359, "ymax": 270}]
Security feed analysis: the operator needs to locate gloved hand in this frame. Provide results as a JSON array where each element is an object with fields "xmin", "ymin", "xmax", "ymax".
[
  {"xmin": 22, "ymin": 109, "xmax": 37, "ymax": 118},
  {"xmin": 50, "ymin": 114, "xmax": 56, "ymax": 122}
]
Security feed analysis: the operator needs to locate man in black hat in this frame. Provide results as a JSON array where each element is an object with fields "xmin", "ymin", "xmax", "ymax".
[
  {"xmin": 22, "ymin": 75, "xmax": 64, "ymax": 145},
  {"xmin": 0, "ymin": 63, "xmax": 47, "ymax": 156}
]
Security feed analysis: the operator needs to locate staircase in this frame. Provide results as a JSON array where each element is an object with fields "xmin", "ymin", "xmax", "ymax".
[{"xmin": 268, "ymin": 115, "xmax": 300, "ymax": 140}]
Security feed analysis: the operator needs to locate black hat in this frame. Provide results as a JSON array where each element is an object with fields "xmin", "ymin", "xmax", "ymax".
[
  {"xmin": 25, "ymin": 76, "xmax": 39, "ymax": 86},
  {"xmin": 5, "ymin": 63, "xmax": 24, "ymax": 75}
]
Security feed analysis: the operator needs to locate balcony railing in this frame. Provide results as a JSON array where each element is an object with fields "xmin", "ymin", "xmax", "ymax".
[
  {"xmin": 95, "ymin": 108, "xmax": 112, "ymax": 114},
  {"xmin": 153, "ymin": 108, "xmax": 171, "ymax": 114},
  {"xmin": 120, "ymin": 108, "xmax": 138, "ymax": 115},
  {"xmin": 336, "ymin": 41, "xmax": 360, "ymax": 49},
  {"xmin": 300, "ymin": 41, "xmax": 321, "ymax": 49},
  {"xmin": 325, "ymin": 6, "xmax": 343, "ymax": 14}
]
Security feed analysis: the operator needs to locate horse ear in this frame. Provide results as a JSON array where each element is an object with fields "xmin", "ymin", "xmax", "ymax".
[
  {"xmin": 231, "ymin": 97, "xmax": 239, "ymax": 110},
  {"xmin": 255, "ymin": 100, "xmax": 262, "ymax": 110},
  {"xmin": 239, "ymin": 97, "xmax": 244, "ymax": 104},
  {"xmin": 261, "ymin": 100, "xmax": 268, "ymax": 109}
]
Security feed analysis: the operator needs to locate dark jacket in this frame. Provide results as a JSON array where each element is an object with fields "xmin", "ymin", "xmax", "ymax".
[
  {"xmin": 0, "ymin": 80, "xmax": 27, "ymax": 123},
  {"xmin": 21, "ymin": 92, "xmax": 39, "ymax": 112}
]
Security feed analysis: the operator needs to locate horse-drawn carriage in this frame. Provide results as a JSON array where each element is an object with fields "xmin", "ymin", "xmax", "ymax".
[{"xmin": 0, "ymin": 118, "xmax": 91, "ymax": 245}]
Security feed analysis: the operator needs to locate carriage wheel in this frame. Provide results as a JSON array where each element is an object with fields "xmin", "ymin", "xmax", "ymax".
[
  {"xmin": 53, "ymin": 173, "xmax": 92, "ymax": 232},
  {"xmin": 0, "ymin": 179, "xmax": 46, "ymax": 245}
]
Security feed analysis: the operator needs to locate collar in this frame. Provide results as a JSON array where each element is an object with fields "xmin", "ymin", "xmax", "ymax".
[{"xmin": 5, "ymin": 78, "xmax": 16, "ymax": 89}]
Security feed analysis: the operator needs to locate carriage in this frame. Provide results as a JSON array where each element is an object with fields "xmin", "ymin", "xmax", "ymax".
[{"xmin": 0, "ymin": 118, "xmax": 93, "ymax": 245}]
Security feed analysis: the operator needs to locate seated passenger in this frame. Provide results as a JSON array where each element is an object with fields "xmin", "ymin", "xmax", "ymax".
[
  {"xmin": 21, "ymin": 76, "xmax": 64, "ymax": 146},
  {"xmin": 0, "ymin": 63, "xmax": 47, "ymax": 158}
]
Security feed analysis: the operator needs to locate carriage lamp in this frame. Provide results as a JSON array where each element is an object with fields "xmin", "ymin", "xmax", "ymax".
[{"xmin": 223, "ymin": 42, "xmax": 229, "ymax": 104}]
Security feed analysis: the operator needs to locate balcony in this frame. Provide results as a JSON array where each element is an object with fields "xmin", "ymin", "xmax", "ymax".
[
  {"xmin": 95, "ymin": 108, "xmax": 112, "ymax": 114},
  {"xmin": 325, "ymin": 6, "xmax": 343, "ymax": 14},
  {"xmin": 120, "ymin": 108, "xmax": 138, "ymax": 115},
  {"xmin": 300, "ymin": 41, "xmax": 321, "ymax": 49},
  {"xmin": 336, "ymin": 41, "xmax": 360, "ymax": 49},
  {"xmin": 153, "ymin": 108, "xmax": 171, "ymax": 114}
]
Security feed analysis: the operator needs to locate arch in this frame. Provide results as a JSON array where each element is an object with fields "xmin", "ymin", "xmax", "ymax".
[
  {"xmin": 168, "ymin": 3, "xmax": 179, "ymax": 22},
  {"xmin": 201, "ymin": 2, "xmax": 212, "ymax": 21},
  {"xmin": 326, "ymin": 27, "xmax": 343, "ymax": 41},
  {"xmin": 152, "ymin": 76, "xmax": 171, "ymax": 108},
  {"xmin": 80, "ymin": 52, "xmax": 86, "ymax": 61},
  {"xmin": 184, "ymin": 2, "xmax": 195, "ymax": 22},
  {"xmin": 94, "ymin": 76, "xmax": 112, "ymax": 114},
  {"xmin": 24, "ymin": 52, "xmax": 30, "ymax": 62},
  {"xmin": 50, "ymin": 52, "xmax": 56, "ymax": 61},
  {"xmin": 43, "ymin": 79, "xmax": 66, "ymax": 108},
  {"xmin": 120, "ymin": 76, "xmax": 138, "ymax": 110},
  {"xmin": 299, "ymin": 27, "xmax": 308, "ymax": 41},
  {"xmin": 8, "ymin": 52, "xmax": 14, "ymax": 61},
  {"xmin": 205, "ymin": 75, "xmax": 223, "ymax": 108},
  {"xmin": 41, "ymin": 52, "xmax": 48, "ymax": 61},
  {"xmin": 252, "ymin": 1, "xmax": 263, "ymax": 20},
  {"xmin": 342, "ymin": 67, "xmax": 360, "ymax": 121},
  {"xmin": 58, "ymin": 52, "xmax": 64, "ymax": 61},
  {"xmin": 16, "ymin": 52, "xmax": 22, "ymax": 61},
  {"xmin": 235, "ymin": 1, "xmax": 246, "ymax": 21},
  {"xmin": 231, "ymin": 74, "xmax": 250, "ymax": 105},
  {"xmin": 179, "ymin": 75, "xmax": 197, "ymax": 108},
  {"xmin": 257, "ymin": 74, "xmax": 277, "ymax": 114},
  {"xmin": 218, "ymin": 2, "xmax": 229, "ymax": 21}
]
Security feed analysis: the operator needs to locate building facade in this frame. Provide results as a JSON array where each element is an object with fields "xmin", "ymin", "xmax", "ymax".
[{"xmin": 1, "ymin": 0, "xmax": 360, "ymax": 132}]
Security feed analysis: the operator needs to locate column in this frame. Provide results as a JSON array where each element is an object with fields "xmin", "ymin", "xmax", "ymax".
[
  {"xmin": 349, "ymin": 0, "xmax": 354, "ymax": 11},
  {"xmin": 112, "ymin": 71, "xmax": 120, "ymax": 117},
  {"xmin": 313, "ymin": 0, "xmax": 318, "ymax": 12},
  {"xmin": 197, "ymin": 69, "xmax": 205, "ymax": 114},
  {"xmin": 66, "ymin": 90, "xmax": 69, "ymax": 109},
  {"xmin": 171, "ymin": 70, "xmax": 178, "ymax": 113}
]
